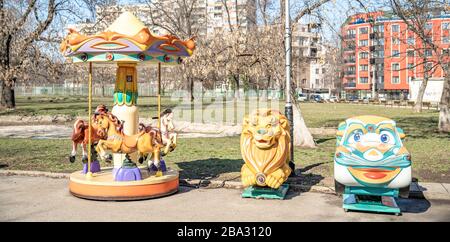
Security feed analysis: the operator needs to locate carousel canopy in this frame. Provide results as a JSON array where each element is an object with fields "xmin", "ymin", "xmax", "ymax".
[{"xmin": 60, "ymin": 12, "xmax": 195, "ymax": 65}]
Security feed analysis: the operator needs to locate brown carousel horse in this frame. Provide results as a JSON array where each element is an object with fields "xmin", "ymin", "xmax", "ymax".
[
  {"xmin": 94, "ymin": 112, "xmax": 164, "ymax": 166},
  {"xmin": 69, "ymin": 105, "xmax": 111, "ymax": 163}
]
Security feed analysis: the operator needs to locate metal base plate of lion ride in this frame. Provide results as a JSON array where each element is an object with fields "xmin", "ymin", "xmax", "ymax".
[
  {"xmin": 69, "ymin": 166, "xmax": 179, "ymax": 201},
  {"xmin": 242, "ymin": 184, "xmax": 289, "ymax": 200},
  {"xmin": 342, "ymin": 186, "xmax": 401, "ymax": 215}
]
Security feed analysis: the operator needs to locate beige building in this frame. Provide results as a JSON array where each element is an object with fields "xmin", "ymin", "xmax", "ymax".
[
  {"xmin": 71, "ymin": 1, "xmax": 256, "ymax": 38},
  {"xmin": 292, "ymin": 23, "xmax": 337, "ymax": 93}
]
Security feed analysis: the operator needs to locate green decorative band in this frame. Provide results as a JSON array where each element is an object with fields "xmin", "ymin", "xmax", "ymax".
[{"xmin": 114, "ymin": 91, "xmax": 138, "ymax": 106}]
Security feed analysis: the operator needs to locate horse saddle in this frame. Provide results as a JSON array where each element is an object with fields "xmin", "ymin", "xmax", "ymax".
[{"xmin": 122, "ymin": 131, "xmax": 145, "ymax": 149}]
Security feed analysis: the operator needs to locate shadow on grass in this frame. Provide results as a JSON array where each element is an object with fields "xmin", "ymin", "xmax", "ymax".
[
  {"xmin": 315, "ymin": 137, "xmax": 335, "ymax": 144},
  {"xmin": 395, "ymin": 116, "xmax": 449, "ymax": 139},
  {"xmin": 177, "ymin": 158, "xmax": 242, "ymax": 180}
]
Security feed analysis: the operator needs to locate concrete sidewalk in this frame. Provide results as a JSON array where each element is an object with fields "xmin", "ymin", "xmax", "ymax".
[
  {"xmin": 1, "ymin": 175, "xmax": 450, "ymax": 222},
  {"xmin": 1, "ymin": 169, "xmax": 449, "ymax": 201}
]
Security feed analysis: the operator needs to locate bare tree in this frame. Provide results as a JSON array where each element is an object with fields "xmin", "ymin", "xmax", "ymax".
[
  {"xmin": 0, "ymin": 0, "xmax": 73, "ymax": 109},
  {"xmin": 390, "ymin": 0, "xmax": 450, "ymax": 132}
]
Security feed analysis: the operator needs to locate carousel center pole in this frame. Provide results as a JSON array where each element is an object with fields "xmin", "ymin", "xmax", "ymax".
[{"xmin": 87, "ymin": 62, "xmax": 93, "ymax": 178}]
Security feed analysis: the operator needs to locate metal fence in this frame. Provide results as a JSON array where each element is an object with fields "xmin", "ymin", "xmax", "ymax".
[{"xmin": 14, "ymin": 84, "xmax": 287, "ymax": 99}]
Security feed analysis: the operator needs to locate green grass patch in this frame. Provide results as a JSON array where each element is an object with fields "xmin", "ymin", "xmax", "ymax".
[{"xmin": 0, "ymin": 133, "xmax": 448, "ymax": 183}]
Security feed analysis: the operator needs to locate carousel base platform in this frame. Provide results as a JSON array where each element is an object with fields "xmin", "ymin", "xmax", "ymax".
[{"xmin": 69, "ymin": 166, "xmax": 179, "ymax": 201}]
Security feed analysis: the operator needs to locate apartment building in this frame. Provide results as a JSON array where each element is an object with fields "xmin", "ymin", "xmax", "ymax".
[
  {"xmin": 293, "ymin": 23, "xmax": 338, "ymax": 93},
  {"xmin": 341, "ymin": 10, "xmax": 450, "ymax": 99},
  {"xmin": 206, "ymin": 0, "xmax": 256, "ymax": 34},
  {"xmin": 71, "ymin": 1, "xmax": 256, "ymax": 38}
]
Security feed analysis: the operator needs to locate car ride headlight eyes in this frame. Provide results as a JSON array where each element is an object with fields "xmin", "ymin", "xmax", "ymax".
[
  {"xmin": 379, "ymin": 131, "xmax": 395, "ymax": 145},
  {"xmin": 347, "ymin": 131, "xmax": 362, "ymax": 144}
]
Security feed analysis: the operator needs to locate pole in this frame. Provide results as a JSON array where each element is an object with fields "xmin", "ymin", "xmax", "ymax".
[
  {"xmin": 87, "ymin": 62, "xmax": 93, "ymax": 178},
  {"xmin": 157, "ymin": 62, "xmax": 162, "ymax": 129},
  {"xmin": 285, "ymin": 0, "xmax": 295, "ymax": 174}
]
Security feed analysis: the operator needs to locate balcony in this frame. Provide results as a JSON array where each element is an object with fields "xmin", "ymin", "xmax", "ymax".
[
  {"xmin": 344, "ymin": 82, "xmax": 357, "ymax": 88},
  {"xmin": 344, "ymin": 46, "xmax": 356, "ymax": 52},
  {"xmin": 344, "ymin": 59, "xmax": 356, "ymax": 64},
  {"xmin": 344, "ymin": 71, "xmax": 356, "ymax": 76},
  {"xmin": 344, "ymin": 34, "xmax": 356, "ymax": 40}
]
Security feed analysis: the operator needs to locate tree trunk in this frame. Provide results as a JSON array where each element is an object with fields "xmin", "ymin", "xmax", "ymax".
[
  {"xmin": 292, "ymin": 104, "xmax": 316, "ymax": 148},
  {"xmin": 438, "ymin": 73, "xmax": 450, "ymax": 133},
  {"xmin": 414, "ymin": 70, "xmax": 429, "ymax": 113},
  {"xmin": 289, "ymin": 87, "xmax": 316, "ymax": 148},
  {"xmin": 187, "ymin": 77, "xmax": 194, "ymax": 102},
  {"xmin": 1, "ymin": 79, "xmax": 15, "ymax": 109},
  {"xmin": 233, "ymin": 74, "xmax": 240, "ymax": 100}
]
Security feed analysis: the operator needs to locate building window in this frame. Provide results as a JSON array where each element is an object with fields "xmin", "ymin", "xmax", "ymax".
[
  {"xmin": 315, "ymin": 79, "xmax": 320, "ymax": 85},
  {"xmin": 443, "ymin": 22, "xmax": 450, "ymax": 30},
  {"xmin": 316, "ymin": 68, "xmax": 320, "ymax": 74},
  {"xmin": 425, "ymin": 49, "xmax": 433, "ymax": 57},
  {"xmin": 392, "ymin": 24, "xmax": 399, "ymax": 32},
  {"xmin": 375, "ymin": 38, "xmax": 384, "ymax": 46},
  {"xmin": 392, "ymin": 76, "xmax": 400, "ymax": 84},
  {"xmin": 443, "ymin": 36, "xmax": 450, "ymax": 44},
  {"xmin": 425, "ymin": 62, "xmax": 434, "ymax": 72},
  {"xmin": 374, "ymin": 25, "xmax": 384, "ymax": 33},
  {"xmin": 392, "ymin": 63, "xmax": 400, "ymax": 71},
  {"xmin": 360, "ymin": 64, "xmax": 369, "ymax": 71},
  {"xmin": 392, "ymin": 50, "xmax": 400, "ymax": 57},
  {"xmin": 359, "ymin": 77, "xmax": 369, "ymax": 84},
  {"xmin": 322, "ymin": 68, "xmax": 326, "ymax": 74},
  {"xmin": 359, "ymin": 52, "xmax": 369, "ymax": 59},
  {"xmin": 443, "ymin": 49, "xmax": 450, "ymax": 56},
  {"xmin": 392, "ymin": 37, "xmax": 400, "ymax": 45},
  {"xmin": 407, "ymin": 50, "xmax": 415, "ymax": 57},
  {"xmin": 359, "ymin": 39, "xmax": 368, "ymax": 46},
  {"xmin": 407, "ymin": 37, "xmax": 415, "ymax": 45},
  {"xmin": 425, "ymin": 22, "xmax": 433, "ymax": 30},
  {"xmin": 407, "ymin": 63, "xmax": 415, "ymax": 70},
  {"xmin": 359, "ymin": 27, "xmax": 368, "ymax": 34},
  {"xmin": 377, "ymin": 63, "xmax": 384, "ymax": 71}
]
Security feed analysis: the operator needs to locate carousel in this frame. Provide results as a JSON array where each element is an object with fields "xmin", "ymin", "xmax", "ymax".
[{"xmin": 60, "ymin": 12, "xmax": 195, "ymax": 200}]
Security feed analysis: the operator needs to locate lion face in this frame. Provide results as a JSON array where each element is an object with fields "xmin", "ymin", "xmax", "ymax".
[
  {"xmin": 243, "ymin": 110, "xmax": 287, "ymax": 149},
  {"xmin": 241, "ymin": 109, "xmax": 291, "ymax": 177}
]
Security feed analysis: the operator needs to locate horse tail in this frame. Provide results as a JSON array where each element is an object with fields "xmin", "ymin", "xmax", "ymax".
[{"xmin": 71, "ymin": 119, "xmax": 86, "ymax": 143}]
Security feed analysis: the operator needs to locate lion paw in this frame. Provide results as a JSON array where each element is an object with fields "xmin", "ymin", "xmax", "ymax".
[
  {"xmin": 242, "ymin": 174, "xmax": 256, "ymax": 187},
  {"xmin": 266, "ymin": 169, "xmax": 287, "ymax": 189}
]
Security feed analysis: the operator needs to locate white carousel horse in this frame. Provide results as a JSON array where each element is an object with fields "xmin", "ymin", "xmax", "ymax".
[{"xmin": 159, "ymin": 109, "xmax": 177, "ymax": 155}]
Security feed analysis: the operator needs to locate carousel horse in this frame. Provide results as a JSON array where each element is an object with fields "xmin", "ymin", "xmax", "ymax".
[
  {"xmin": 137, "ymin": 123, "xmax": 164, "ymax": 164},
  {"xmin": 94, "ymin": 113, "xmax": 165, "ymax": 171},
  {"xmin": 69, "ymin": 105, "xmax": 109, "ymax": 163},
  {"xmin": 154, "ymin": 109, "xmax": 177, "ymax": 155}
]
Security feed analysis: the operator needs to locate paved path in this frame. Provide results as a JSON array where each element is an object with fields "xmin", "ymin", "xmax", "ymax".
[
  {"xmin": 0, "ymin": 125, "xmax": 234, "ymax": 139},
  {"xmin": 1, "ymin": 175, "xmax": 449, "ymax": 222}
]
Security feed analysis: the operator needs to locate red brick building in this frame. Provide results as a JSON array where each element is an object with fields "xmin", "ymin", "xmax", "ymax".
[{"xmin": 341, "ymin": 10, "xmax": 450, "ymax": 100}]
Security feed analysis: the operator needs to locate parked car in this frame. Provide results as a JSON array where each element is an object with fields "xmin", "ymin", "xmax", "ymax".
[
  {"xmin": 298, "ymin": 93, "xmax": 307, "ymax": 102},
  {"xmin": 310, "ymin": 94, "xmax": 324, "ymax": 103},
  {"xmin": 329, "ymin": 96, "xmax": 339, "ymax": 103},
  {"xmin": 347, "ymin": 96, "xmax": 357, "ymax": 102}
]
